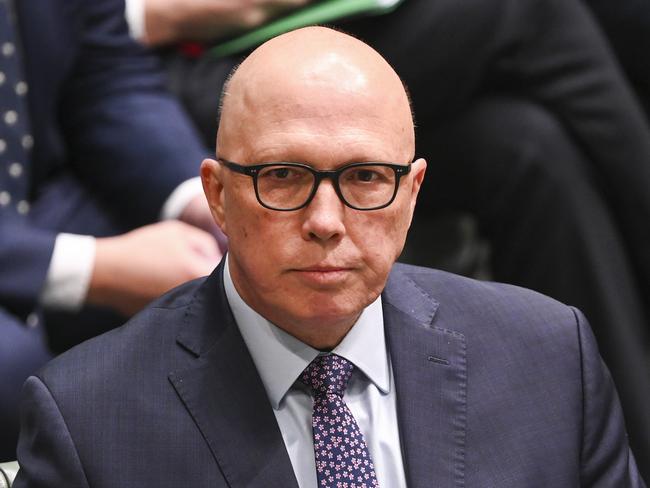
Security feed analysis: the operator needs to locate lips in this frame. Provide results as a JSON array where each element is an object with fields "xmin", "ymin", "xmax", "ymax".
[
  {"xmin": 299, "ymin": 266, "xmax": 351, "ymax": 273},
  {"xmin": 291, "ymin": 266, "xmax": 354, "ymax": 286}
]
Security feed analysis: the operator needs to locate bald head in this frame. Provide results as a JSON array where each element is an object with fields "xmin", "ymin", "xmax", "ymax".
[{"xmin": 217, "ymin": 27, "xmax": 414, "ymax": 162}]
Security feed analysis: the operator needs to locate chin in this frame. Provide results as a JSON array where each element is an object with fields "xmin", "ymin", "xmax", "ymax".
[{"xmin": 292, "ymin": 292, "xmax": 372, "ymax": 326}]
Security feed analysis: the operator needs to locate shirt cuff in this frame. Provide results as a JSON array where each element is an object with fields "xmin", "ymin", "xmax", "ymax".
[
  {"xmin": 125, "ymin": 0, "xmax": 146, "ymax": 40},
  {"xmin": 160, "ymin": 177, "xmax": 204, "ymax": 220},
  {"xmin": 40, "ymin": 233, "xmax": 96, "ymax": 311}
]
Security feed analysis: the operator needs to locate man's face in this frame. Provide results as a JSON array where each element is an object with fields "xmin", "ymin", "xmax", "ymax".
[{"xmin": 203, "ymin": 50, "xmax": 426, "ymax": 346}]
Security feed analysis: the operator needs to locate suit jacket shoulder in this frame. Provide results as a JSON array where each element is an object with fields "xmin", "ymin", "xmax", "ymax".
[
  {"xmin": 17, "ymin": 263, "xmax": 299, "ymax": 487},
  {"xmin": 37, "ymin": 274, "xmax": 206, "ymax": 389},
  {"xmin": 383, "ymin": 263, "xmax": 644, "ymax": 487}
]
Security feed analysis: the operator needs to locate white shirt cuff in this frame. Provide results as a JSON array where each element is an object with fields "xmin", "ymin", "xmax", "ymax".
[
  {"xmin": 125, "ymin": 0, "xmax": 146, "ymax": 40},
  {"xmin": 40, "ymin": 233, "xmax": 96, "ymax": 311},
  {"xmin": 160, "ymin": 177, "xmax": 204, "ymax": 220}
]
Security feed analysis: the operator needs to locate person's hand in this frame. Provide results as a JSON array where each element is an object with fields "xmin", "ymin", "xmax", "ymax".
[
  {"xmin": 87, "ymin": 221, "xmax": 222, "ymax": 316},
  {"xmin": 179, "ymin": 193, "xmax": 228, "ymax": 253},
  {"xmin": 143, "ymin": 0, "xmax": 313, "ymax": 46}
]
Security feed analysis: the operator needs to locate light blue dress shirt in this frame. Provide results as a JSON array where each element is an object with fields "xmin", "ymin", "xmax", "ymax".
[{"xmin": 224, "ymin": 258, "xmax": 408, "ymax": 488}]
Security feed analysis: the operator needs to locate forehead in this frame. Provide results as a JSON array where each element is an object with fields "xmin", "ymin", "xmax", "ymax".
[{"xmin": 219, "ymin": 74, "xmax": 413, "ymax": 166}]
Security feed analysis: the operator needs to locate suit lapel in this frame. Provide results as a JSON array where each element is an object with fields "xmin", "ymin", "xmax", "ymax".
[
  {"xmin": 383, "ymin": 266, "xmax": 467, "ymax": 488},
  {"xmin": 169, "ymin": 264, "xmax": 299, "ymax": 488}
]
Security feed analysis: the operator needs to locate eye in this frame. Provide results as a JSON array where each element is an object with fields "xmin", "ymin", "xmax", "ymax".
[
  {"xmin": 259, "ymin": 166, "xmax": 304, "ymax": 180},
  {"xmin": 344, "ymin": 167, "xmax": 389, "ymax": 183},
  {"xmin": 269, "ymin": 167, "xmax": 290, "ymax": 179},
  {"xmin": 354, "ymin": 169, "xmax": 377, "ymax": 182}
]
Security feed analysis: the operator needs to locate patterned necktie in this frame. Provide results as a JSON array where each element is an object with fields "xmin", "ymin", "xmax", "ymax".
[
  {"xmin": 301, "ymin": 354, "xmax": 380, "ymax": 488},
  {"xmin": 0, "ymin": 0, "xmax": 32, "ymax": 217}
]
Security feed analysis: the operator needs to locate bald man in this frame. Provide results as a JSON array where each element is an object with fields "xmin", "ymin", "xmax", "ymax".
[{"xmin": 14, "ymin": 28, "xmax": 643, "ymax": 487}]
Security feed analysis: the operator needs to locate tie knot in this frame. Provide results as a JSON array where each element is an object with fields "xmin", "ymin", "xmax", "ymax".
[{"xmin": 301, "ymin": 354, "xmax": 354, "ymax": 397}]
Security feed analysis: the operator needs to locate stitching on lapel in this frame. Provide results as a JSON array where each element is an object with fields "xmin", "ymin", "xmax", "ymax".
[
  {"xmin": 405, "ymin": 273, "xmax": 438, "ymax": 324},
  {"xmin": 452, "ymin": 328, "xmax": 467, "ymax": 488},
  {"xmin": 385, "ymin": 269, "xmax": 440, "ymax": 325}
]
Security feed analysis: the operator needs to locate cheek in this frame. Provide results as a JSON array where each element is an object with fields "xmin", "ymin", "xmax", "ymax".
[
  {"xmin": 225, "ymin": 190, "xmax": 272, "ymax": 243},
  {"xmin": 353, "ymin": 210, "xmax": 410, "ymax": 267},
  {"xmin": 226, "ymin": 202, "xmax": 301, "ymax": 271}
]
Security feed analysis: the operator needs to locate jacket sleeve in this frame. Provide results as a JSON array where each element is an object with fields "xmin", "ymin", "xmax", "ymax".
[
  {"xmin": 0, "ymin": 220, "xmax": 56, "ymax": 316},
  {"xmin": 13, "ymin": 376, "xmax": 89, "ymax": 488},
  {"xmin": 575, "ymin": 307, "xmax": 646, "ymax": 487},
  {"xmin": 2, "ymin": 0, "xmax": 210, "ymax": 311},
  {"xmin": 58, "ymin": 0, "xmax": 208, "ymax": 227}
]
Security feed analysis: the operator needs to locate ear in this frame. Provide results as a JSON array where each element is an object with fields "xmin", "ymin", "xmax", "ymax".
[
  {"xmin": 408, "ymin": 158, "xmax": 427, "ymax": 215},
  {"xmin": 200, "ymin": 158, "xmax": 228, "ymax": 235}
]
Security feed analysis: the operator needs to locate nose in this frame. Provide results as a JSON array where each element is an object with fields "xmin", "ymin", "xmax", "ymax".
[{"xmin": 300, "ymin": 179, "xmax": 346, "ymax": 242}]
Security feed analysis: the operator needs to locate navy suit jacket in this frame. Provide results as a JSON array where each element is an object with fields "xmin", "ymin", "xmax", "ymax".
[
  {"xmin": 0, "ymin": 0, "xmax": 206, "ymax": 318},
  {"xmin": 14, "ymin": 262, "xmax": 644, "ymax": 487}
]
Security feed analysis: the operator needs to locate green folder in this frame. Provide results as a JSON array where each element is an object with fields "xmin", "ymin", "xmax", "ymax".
[{"xmin": 210, "ymin": 0, "xmax": 404, "ymax": 58}]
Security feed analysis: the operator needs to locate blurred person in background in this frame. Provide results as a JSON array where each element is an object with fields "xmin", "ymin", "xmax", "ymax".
[
  {"xmin": 585, "ymin": 0, "xmax": 650, "ymax": 120},
  {"xmin": 0, "ymin": 0, "xmax": 225, "ymax": 460}
]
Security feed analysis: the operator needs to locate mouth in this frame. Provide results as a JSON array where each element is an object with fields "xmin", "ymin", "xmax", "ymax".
[{"xmin": 291, "ymin": 266, "xmax": 355, "ymax": 286}]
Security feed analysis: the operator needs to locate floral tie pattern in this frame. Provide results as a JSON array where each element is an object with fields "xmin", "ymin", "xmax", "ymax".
[{"xmin": 301, "ymin": 354, "xmax": 379, "ymax": 488}]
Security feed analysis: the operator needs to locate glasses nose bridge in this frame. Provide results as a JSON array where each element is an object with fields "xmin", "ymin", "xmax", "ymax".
[{"xmin": 310, "ymin": 168, "xmax": 344, "ymax": 201}]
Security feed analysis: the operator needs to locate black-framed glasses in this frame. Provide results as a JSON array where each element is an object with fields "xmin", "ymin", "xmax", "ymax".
[{"xmin": 218, "ymin": 159, "xmax": 412, "ymax": 211}]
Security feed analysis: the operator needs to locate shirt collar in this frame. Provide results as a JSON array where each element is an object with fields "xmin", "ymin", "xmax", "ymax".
[{"xmin": 223, "ymin": 256, "xmax": 390, "ymax": 409}]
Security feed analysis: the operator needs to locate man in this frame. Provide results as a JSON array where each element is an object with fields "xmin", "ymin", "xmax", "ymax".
[
  {"xmin": 129, "ymin": 0, "xmax": 650, "ymax": 469},
  {"xmin": 15, "ymin": 27, "xmax": 644, "ymax": 486},
  {"xmin": 0, "ymin": 0, "xmax": 224, "ymax": 459}
]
